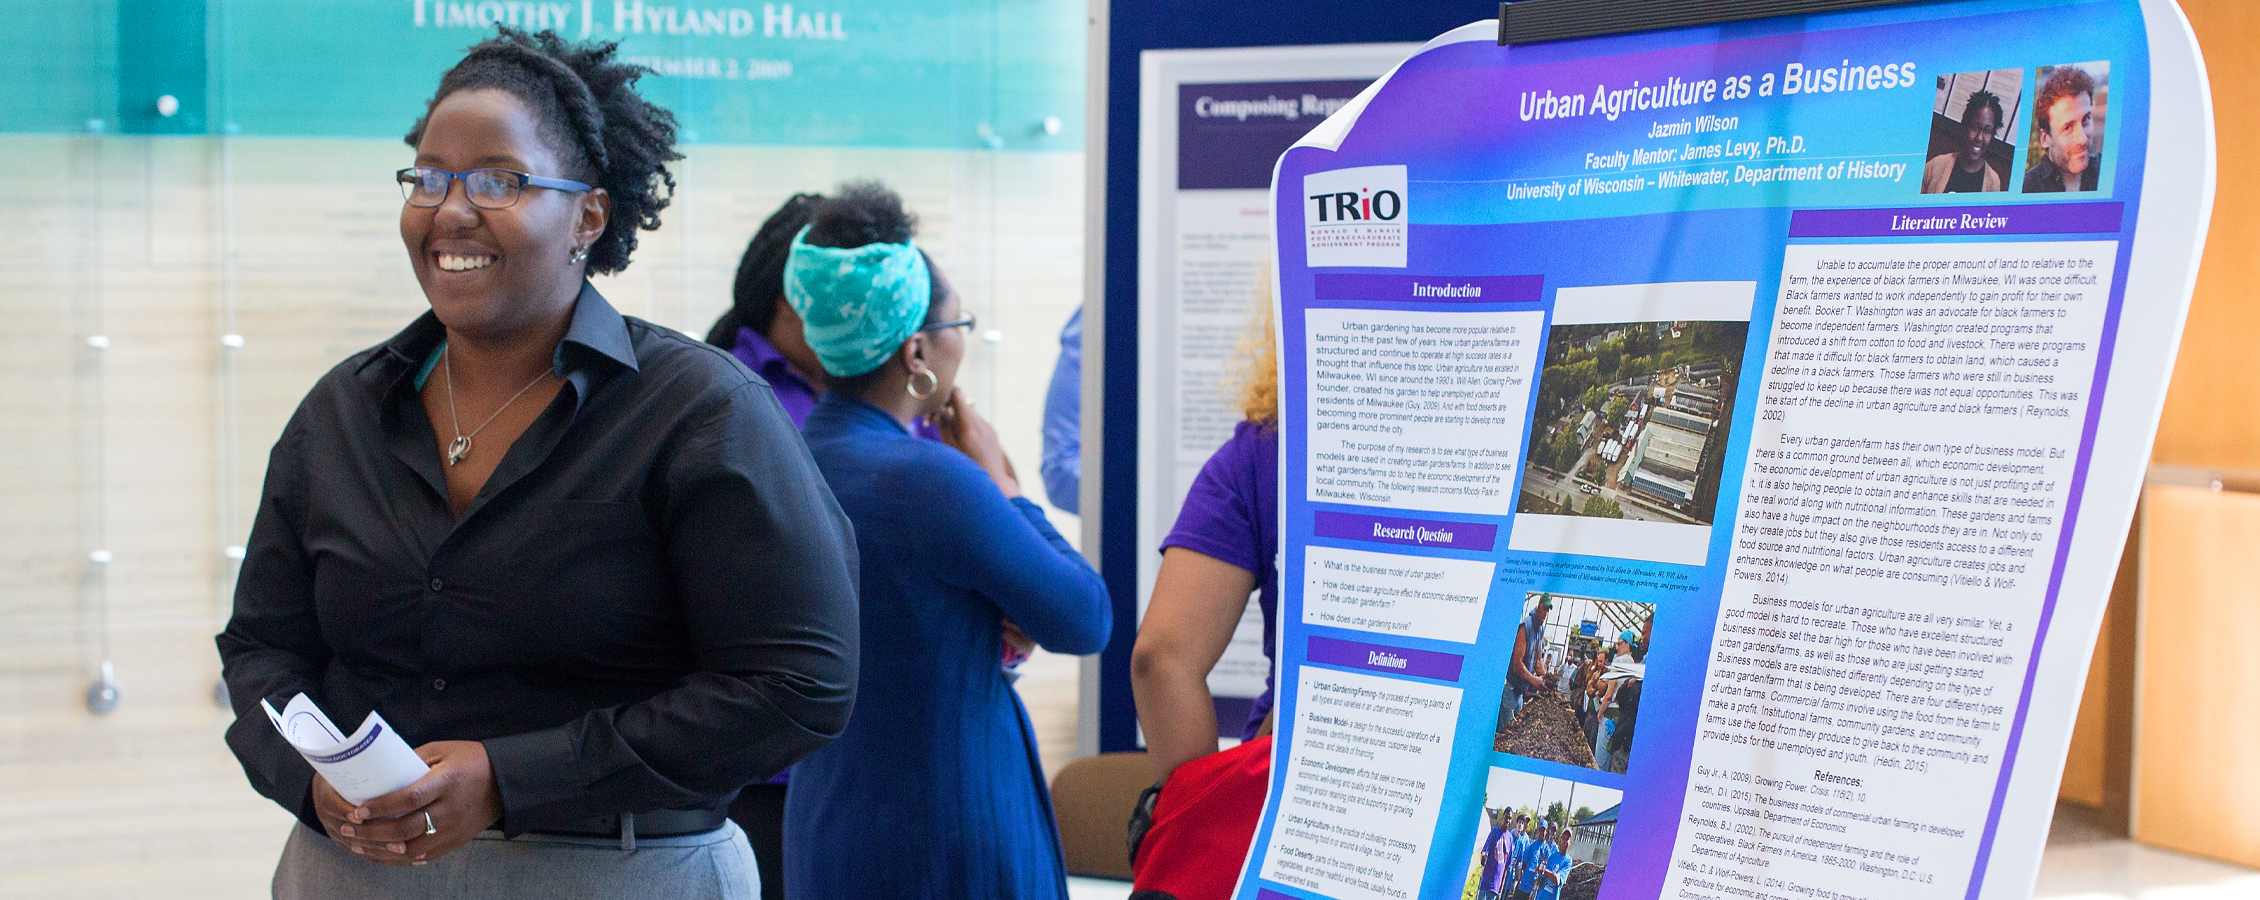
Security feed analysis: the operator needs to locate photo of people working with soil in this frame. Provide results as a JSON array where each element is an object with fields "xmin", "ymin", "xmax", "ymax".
[
  {"xmin": 1461, "ymin": 768, "xmax": 1622, "ymax": 900},
  {"xmin": 1518, "ymin": 319, "xmax": 1747, "ymax": 527},
  {"xmin": 1494, "ymin": 592, "xmax": 1654, "ymax": 773}
]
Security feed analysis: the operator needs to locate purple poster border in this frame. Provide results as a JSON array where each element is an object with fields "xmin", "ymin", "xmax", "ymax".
[{"xmin": 1961, "ymin": 232, "xmax": 2136, "ymax": 900}]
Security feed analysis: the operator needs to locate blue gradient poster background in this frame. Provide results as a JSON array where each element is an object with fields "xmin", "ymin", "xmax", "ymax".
[{"xmin": 1247, "ymin": 3, "xmax": 2176, "ymax": 900}]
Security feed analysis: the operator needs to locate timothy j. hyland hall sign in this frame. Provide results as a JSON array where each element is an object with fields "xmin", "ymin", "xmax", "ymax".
[{"xmin": 14, "ymin": 0, "xmax": 1081, "ymax": 150}]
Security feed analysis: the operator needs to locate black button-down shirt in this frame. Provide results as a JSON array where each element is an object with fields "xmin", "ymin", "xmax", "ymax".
[{"xmin": 217, "ymin": 283, "xmax": 859, "ymax": 837}]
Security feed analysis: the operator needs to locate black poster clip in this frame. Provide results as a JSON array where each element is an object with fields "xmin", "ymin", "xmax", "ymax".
[{"xmin": 1499, "ymin": 0, "xmax": 1929, "ymax": 46}]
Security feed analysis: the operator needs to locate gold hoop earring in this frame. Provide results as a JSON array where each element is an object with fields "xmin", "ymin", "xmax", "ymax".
[{"xmin": 907, "ymin": 368, "xmax": 940, "ymax": 400}]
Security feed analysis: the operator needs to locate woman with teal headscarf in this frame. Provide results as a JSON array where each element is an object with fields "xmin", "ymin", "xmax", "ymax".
[{"xmin": 780, "ymin": 181, "xmax": 1112, "ymax": 899}]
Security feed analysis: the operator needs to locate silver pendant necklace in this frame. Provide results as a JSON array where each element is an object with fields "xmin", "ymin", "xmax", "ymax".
[{"xmin": 442, "ymin": 345, "xmax": 553, "ymax": 466}]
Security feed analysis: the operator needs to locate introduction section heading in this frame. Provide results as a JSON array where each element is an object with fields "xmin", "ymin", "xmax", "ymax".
[{"xmin": 1313, "ymin": 274, "xmax": 1545, "ymax": 304}]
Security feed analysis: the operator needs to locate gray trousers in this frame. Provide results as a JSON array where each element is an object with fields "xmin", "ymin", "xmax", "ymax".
[{"xmin": 274, "ymin": 820, "xmax": 759, "ymax": 900}]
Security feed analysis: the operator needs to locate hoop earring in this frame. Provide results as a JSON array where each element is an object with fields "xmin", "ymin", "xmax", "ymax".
[
  {"xmin": 907, "ymin": 368, "xmax": 940, "ymax": 400},
  {"xmin": 569, "ymin": 245, "xmax": 589, "ymax": 266}
]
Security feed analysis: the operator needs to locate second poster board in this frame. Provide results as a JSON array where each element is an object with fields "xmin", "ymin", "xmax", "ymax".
[{"xmin": 1135, "ymin": 43, "xmax": 1418, "ymax": 737}]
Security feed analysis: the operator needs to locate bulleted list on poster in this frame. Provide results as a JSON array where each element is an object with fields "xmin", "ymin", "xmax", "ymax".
[
  {"xmin": 1301, "ymin": 545, "xmax": 1494, "ymax": 643},
  {"xmin": 1259, "ymin": 666, "xmax": 1462, "ymax": 900}
]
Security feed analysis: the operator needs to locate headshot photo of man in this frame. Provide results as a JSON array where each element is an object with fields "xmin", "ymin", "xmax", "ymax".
[
  {"xmin": 2024, "ymin": 61, "xmax": 2109, "ymax": 193},
  {"xmin": 1922, "ymin": 68, "xmax": 2022, "ymax": 194}
]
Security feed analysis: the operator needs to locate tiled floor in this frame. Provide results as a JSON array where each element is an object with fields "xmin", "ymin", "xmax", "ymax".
[
  {"xmin": 2033, "ymin": 804, "xmax": 2260, "ymax": 900},
  {"xmin": 1068, "ymin": 876, "xmax": 1138, "ymax": 900},
  {"xmin": 1066, "ymin": 803, "xmax": 2260, "ymax": 900}
]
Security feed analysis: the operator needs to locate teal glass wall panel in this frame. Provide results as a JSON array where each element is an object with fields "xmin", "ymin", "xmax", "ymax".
[
  {"xmin": 118, "ymin": 0, "xmax": 207, "ymax": 134},
  {"xmin": 2, "ymin": 0, "xmax": 117, "ymax": 133},
  {"xmin": 14, "ymin": 0, "xmax": 1083, "ymax": 150}
]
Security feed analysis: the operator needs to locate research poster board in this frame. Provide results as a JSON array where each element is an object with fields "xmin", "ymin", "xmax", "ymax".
[
  {"xmin": 1135, "ymin": 43, "xmax": 1417, "ymax": 733},
  {"xmin": 1247, "ymin": 2, "xmax": 2211, "ymax": 900}
]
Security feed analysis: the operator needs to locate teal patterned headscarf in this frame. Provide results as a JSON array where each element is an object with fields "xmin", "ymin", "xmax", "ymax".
[{"xmin": 782, "ymin": 225, "xmax": 933, "ymax": 378}]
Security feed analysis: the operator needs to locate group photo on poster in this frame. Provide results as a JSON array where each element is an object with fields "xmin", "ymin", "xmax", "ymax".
[{"xmin": 1462, "ymin": 769, "xmax": 1622, "ymax": 900}]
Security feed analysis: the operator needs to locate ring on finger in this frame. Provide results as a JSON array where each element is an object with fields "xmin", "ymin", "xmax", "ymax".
[{"xmin": 423, "ymin": 812, "xmax": 437, "ymax": 836}]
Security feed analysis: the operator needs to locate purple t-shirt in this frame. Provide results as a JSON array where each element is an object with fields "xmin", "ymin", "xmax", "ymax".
[
  {"xmin": 731, "ymin": 325, "xmax": 942, "ymax": 440},
  {"xmin": 1161, "ymin": 419, "xmax": 1279, "ymax": 741},
  {"xmin": 1478, "ymin": 825, "xmax": 1510, "ymax": 891},
  {"xmin": 731, "ymin": 326, "xmax": 820, "ymax": 428}
]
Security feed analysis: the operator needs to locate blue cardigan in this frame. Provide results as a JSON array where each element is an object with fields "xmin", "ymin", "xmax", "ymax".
[{"xmin": 784, "ymin": 394, "xmax": 1112, "ymax": 899}]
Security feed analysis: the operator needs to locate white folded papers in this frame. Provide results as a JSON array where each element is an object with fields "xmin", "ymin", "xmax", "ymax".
[{"xmin": 261, "ymin": 693, "xmax": 431, "ymax": 805}]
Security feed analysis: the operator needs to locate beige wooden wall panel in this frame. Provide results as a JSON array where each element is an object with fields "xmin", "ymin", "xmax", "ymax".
[
  {"xmin": 2155, "ymin": 0, "xmax": 2260, "ymax": 470},
  {"xmin": 2056, "ymin": 526, "xmax": 2138, "ymax": 819},
  {"xmin": 0, "ymin": 133, "xmax": 1085, "ymax": 899},
  {"xmin": 2060, "ymin": 600, "xmax": 2112, "ymax": 807},
  {"xmin": 2133, "ymin": 484, "xmax": 2260, "ymax": 868},
  {"xmin": 2057, "ymin": 0, "xmax": 2258, "ymax": 815}
]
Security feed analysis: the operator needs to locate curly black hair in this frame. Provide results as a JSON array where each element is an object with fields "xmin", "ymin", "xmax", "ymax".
[
  {"xmin": 1961, "ymin": 88, "xmax": 2005, "ymax": 132},
  {"xmin": 803, "ymin": 180, "xmax": 919, "ymax": 249},
  {"xmin": 706, "ymin": 192, "xmax": 826, "ymax": 347},
  {"xmin": 405, "ymin": 28, "xmax": 681, "ymax": 275}
]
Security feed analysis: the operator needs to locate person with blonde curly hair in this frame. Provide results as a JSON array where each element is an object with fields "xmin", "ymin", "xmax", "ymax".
[
  {"xmin": 1125, "ymin": 297, "xmax": 1281, "ymax": 897},
  {"xmin": 1133, "ymin": 299, "xmax": 1280, "ymax": 783}
]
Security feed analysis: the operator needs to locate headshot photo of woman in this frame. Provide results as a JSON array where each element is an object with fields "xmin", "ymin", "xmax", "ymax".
[
  {"xmin": 1921, "ymin": 68, "xmax": 2022, "ymax": 194},
  {"xmin": 215, "ymin": 29, "xmax": 861, "ymax": 900},
  {"xmin": 778, "ymin": 182, "xmax": 1112, "ymax": 899}
]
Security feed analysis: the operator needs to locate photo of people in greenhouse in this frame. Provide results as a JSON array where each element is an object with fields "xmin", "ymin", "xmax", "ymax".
[{"xmin": 1493, "ymin": 592, "xmax": 1654, "ymax": 773}]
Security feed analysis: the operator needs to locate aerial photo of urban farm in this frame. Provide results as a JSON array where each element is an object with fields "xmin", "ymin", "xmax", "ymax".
[{"xmin": 1517, "ymin": 319, "xmax": 1749, "ymax": 527}]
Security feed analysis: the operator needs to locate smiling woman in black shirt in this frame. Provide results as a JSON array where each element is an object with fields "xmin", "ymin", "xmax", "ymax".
[{"xmin": 215, "ymin": 29, "xmax": 857, "ymax": 900}]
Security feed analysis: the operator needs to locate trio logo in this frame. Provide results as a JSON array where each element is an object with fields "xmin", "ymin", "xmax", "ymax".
[
  {"xmin": 1301, "ymin": 165, "xmax": 1407, "ymax": 268},
  {"xmin": 1306, "ymin": 186, "xmax": 1402, "ymax": 223}
]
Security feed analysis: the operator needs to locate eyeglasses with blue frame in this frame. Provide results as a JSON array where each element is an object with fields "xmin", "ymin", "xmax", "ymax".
[
  {"xmin": 921, "ymin": 314, "xmax": 976, "ymax": 334},
  {"xmin": 397, "ymin": 167, "xmax": 593, "ymax": 210}
]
